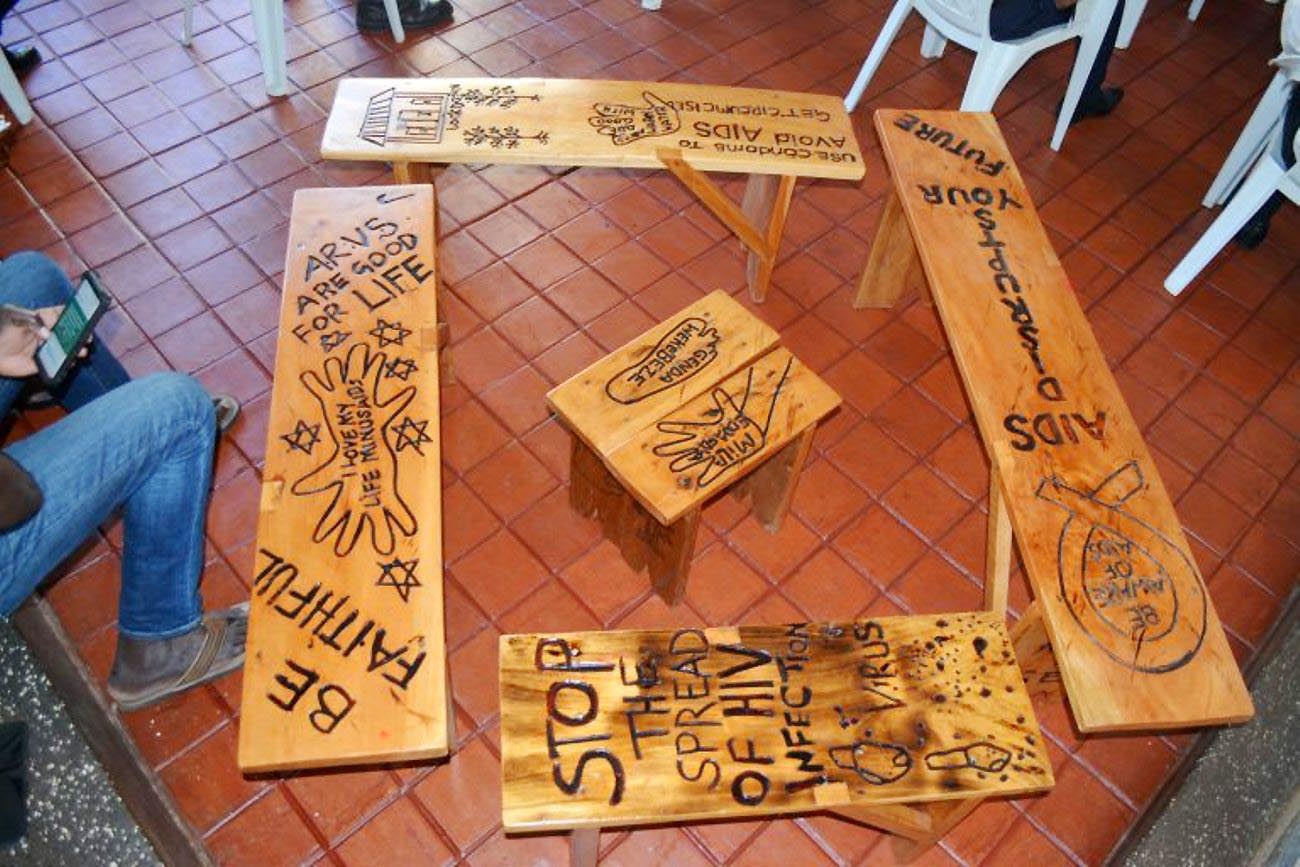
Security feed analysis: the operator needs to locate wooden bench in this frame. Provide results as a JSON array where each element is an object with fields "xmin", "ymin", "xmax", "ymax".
[
  {"xmin": 320, "ymin": 77, "xmax": 865, "ymax": 304},
  {"xmin": 237, "ymin": 185, "xmax": 452, "ymax": 772},
  {"xmin": 854, "ymin": 108, "xmax": 1255, "ymax": 856},
  {"xmin": 546, "ymin": 290, "xmax": 840, "ymax": 604},
  {"xmin": 500, "ymin": 612, "xmax": 1055, "ymax": 866}
]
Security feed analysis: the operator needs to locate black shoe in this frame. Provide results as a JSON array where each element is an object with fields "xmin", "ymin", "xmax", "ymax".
[
  {"xmin": 357, "ymin": 0, "xmax": 453, "ymax": 32},
  {"xmin": 3, "ymin": 45, "xmax": 41, "ymax": 78},
  {"xmin": 1234, "ymin": 214, "xmax": 1270, "ymax": 250},
  {"xmin": 1056, "ymin": 86, "xmax": 1124, "ymax": 128}
]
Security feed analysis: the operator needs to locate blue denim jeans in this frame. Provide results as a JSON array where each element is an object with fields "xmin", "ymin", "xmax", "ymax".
[{"xmin": 0, "ymin": 253, "xmax": 214, "ymax": 638}]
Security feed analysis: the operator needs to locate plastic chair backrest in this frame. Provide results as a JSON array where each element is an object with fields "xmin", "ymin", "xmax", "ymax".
[{"xmin": 913, "ymin": 0, "xmax": 994, "ymax": 41}]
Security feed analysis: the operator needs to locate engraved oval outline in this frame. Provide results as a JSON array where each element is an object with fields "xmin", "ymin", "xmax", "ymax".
[{"xmin": 603, "ymin": 316, "xmax": 720, "ymax": 405}]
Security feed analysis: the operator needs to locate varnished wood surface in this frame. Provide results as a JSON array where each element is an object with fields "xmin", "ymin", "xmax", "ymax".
[
  {"xmin": 873, "ymin": 109, "xmax": 1253, "ymax": 733},
  {"xmin": 547, "ymin": 290, "xmax": 780, "ymax": 456},
  {"xmin": 322, "ymin": 78, "xmax": 865, "ymax": 180},
  {"xmin": 499, "ymin": 613, "xmax": 1054, "ymax": 832},
  {"xmin": 238, "ymin": 185, "xmax": 450, "ymax": 772},
  {"xmin": 605, "ymin": 348, "xmax": 840, "ymax": 524}
]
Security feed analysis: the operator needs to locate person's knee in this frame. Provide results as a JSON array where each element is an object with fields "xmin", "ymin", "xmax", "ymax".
[
  {"xmin": 134, "ymin": 373, "xmax": 215, "ymax": 439},
  {"xmin": 0, "ymin": 252, "xmax": 73, "ymax": 308}
]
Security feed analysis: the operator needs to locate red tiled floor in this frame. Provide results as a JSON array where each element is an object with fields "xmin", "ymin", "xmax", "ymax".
[{"xmin": 4, "ymin": 0, "xmax": 1298, "ymax": 861}]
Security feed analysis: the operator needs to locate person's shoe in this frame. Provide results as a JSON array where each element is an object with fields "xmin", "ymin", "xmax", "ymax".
[
  {"xmin": 106, "ymin": 604, "xmax": 249, "ymax": 712},
  {"xmin": 1234, "ymin": 213, "xmax": 1270, "ymax": 250},
  {"xmin": 356, "ymin": 0, "xmax": 453, "ymax": 32},
  {"xmin": 212, "ymin": 394, "xmax": 240, "ymax": 436},
  {"xmin": 3, "ymin": 46, "xmax": 41, "ymax": 78},
  {"xmin": 1056, "ymin": 87, "xmax": 1124, "ymax": 127}
]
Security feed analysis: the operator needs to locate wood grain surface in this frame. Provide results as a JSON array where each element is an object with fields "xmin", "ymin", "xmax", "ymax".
[
  {"xmin": 322, "ymin": 78, "xmax": 864, "ymax": 180},
  {"xmin": 873, "ymin": 109, "xmax": 1253, "ymax": 732},
  {"xmin": 238, "ymin": 185, "xmax": 451, "ymax": 772},
  {"xmin": 547, "ymin": 290, "xmax": 780, "ymax": 455},
  {"xmin": 500, "ymin": 612, "xmax": 1054, "ymax": 832}
]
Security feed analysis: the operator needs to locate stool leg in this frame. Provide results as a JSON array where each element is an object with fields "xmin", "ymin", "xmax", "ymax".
[
  {"xmin": 570, "ymin": 828, "xmax": 599, "ymax": 867},
  {"xmin": 739, "ymin": 427, "xmax": 815, "ymax": 532},
  {"xmin": 645, "ymin": 507, "xmax": 701, "ymax": 606},
  {"xmin": 853, "ymin": 189, "xmax": 925, "ymax": 308},
  {"xmin": 984, "ymin": 474, "xmax": 1012, "ymax": 616}
]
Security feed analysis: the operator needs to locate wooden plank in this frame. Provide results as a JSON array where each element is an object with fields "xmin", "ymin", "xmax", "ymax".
[
  {"xmin": 238, "ymin": 185, "xmax": 450, "ymax": 772},
  {"xmin": 604, "ymin": 348, "xmax": 840, "ymax": 524},
  {"xmin": 872, "ymin": 109, "xmax": 1253, "ymax": 732},
  {"xmin": 322, "ymin": 78, "xmax": 865, "ymax": 180},
  {"xmin": 499, "ymin": 612, "xmax": 1054, "ymax": 832},
  {"xmin": 547, "ymin": 290, "xmax": 780, "ymax": 456}
]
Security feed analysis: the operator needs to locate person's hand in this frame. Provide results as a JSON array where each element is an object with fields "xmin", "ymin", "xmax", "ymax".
[{"xmin": 0, "ymin": 306, "xmax": 50, "ymax": 379}]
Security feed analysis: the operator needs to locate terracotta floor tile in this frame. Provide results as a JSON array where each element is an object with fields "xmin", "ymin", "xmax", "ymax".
[
  {"xmin": 449, "ymin": 625, "xmax": 502, "ymax": 725},
  {"xmin": 883, "ymin": 464, "xmax": 971, "ymax": 543},
  {"xmin": 464, "ymin": 826, "xmax": 570, "ymax": 866},
  {"xmin": 837, "ymin": 506, "xmax": 928, "ymax": 588},
  {"xmin": 204, "ymin": 788, "xmax": 321, "ymax": 864},
  {"xmin": 873, "ymin": 386, "xmax": 959, "ymax": 459},
  {"xmin": 983, "ymin": 816, "xmax": 1074, "ymax": 866},
  {"xmin": 161, "ymin": 723, "xmax": 267, "ymax": 833},
  {"xmin": 821, "ymin": 350, "xmax": 903, "ymax": 416},
  {"xmin": 733, "ymin": 818, "xmax": 836, "ymax": 866},
  {"xmin": 498, "ymin": 576, "xmax": 602, "ymax": 634},
  {"xmin": 411, "ymin": 736, "xmax": 501, "ymax": 853},
  {"xmin": 782, "ymin": 548, "xmax": 876, "ymax": 621},
  {"xmin": 1075, "ymin": 734, "xmax": 1177, "ymax": 811},
  {"xmin": 1178, "ymin": 480, "xmax": 1253, "ymax": 555},
  {"xmin": 464, "ymin": 439, "xmax": 557, "ymax": 520},
  {"xmin": 727, "ymin": 513, "xmax": 820, "ymax": 581},
  {"xmin": 442, "ymin": 398, "xmax": 513, "ymax": 474},
  {"xmin": 451, "ymin": 326, "xmax": 528, "ymax": 392},
  {"xmin": 1028, "ymin": 760, "xmax": 1135, "ymax": 864},
  {"xmin": 512, "ymin": 488, "xmax": 601, "ymax": 571},
  {"xmin": 495, "ymin": 295, "xmax": 578, "ymax": 359},
  {"xmin": 559, "ymin": 541, "xmax": 651, "ymax": 624},
  {"xmin": 1210, "ymin": 563, "xmax": 1281, "ymax": 648},
  {"xmin": 121, "ymin": 680, "xmax": 231, "ymax": 768},
  {"xmin": 682, "ymin": 544, "xmax": 770, "ymax": 623},
  {"xmin": 451, "ymin": 528, "xmax": 549, "ymax": 616}
]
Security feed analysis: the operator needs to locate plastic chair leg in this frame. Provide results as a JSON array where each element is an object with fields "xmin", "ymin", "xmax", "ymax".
[
  {"xmin": 920, "ymin": 23, "xmax": 947, "ymax": 58},
  {"xmin": 181, "ymin": 0, "xmax": 195, "ymax": 46},
  {"xmin": 0, "ymin": 51, "xmax": 33, "ymax": 125},
  {"xmin": 250, "ymin": 0, "xmax": 289, "ymax": 97},
  {"xmin": 382, "ymin": 0, "xmax": 406, "ymax": 42},
  {"xmin": 1049, "ymin": 0, "xmax": 1118, "ymax": 151},
  {"xmin": 1203, "ymin": 73, "xmax": 1291, "ymax": 208},
  {"xmin": 1187, "ymin": 0, "xmax": 1205, "ymax": 20},
  {"xmin": 959, "ymin": 46, "xmax": 1027, "ymax": 112},
  {"xmin": 1165, "ymin": 154, "xmax": 1284, "ymax": 295},
  {"xmin": 844, "ymin": 0, "xmax": 914, "ymax": 111},
  {"xmin": 1116, "ymin": 0, "xmax": 1146, "ymax": 48}
]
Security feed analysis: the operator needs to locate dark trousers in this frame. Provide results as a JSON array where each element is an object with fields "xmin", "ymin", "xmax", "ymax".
[
  {"xmin": 1251, "ymin": 85, "xmax": 1300, "ymax": 230},
  {"xmin": 990, "ymin": 0, "xmax": 1126, "ymax": 106}
]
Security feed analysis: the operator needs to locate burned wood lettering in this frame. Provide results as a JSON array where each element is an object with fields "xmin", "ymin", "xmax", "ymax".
[
  {"xmin": 239, "ymin": 186, "xmax": 448, "ymax": 772},
  {"xmin": 893, "ymin": 113, "xmax": 1004, "ymax": 176},
  {"xmin": 604, "ymin": 316, "xmax": 720, "ymax": 405},
  {"xmin": 501, "ymin": 614, "xmax": 1053, "ymax": 830}
]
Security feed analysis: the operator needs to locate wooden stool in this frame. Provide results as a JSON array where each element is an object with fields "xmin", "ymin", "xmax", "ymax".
[
  {"xmin": 238, "ymin": 185, "xmax": 453, "ymax": 773},
  {"xmin": 852, "ymin": 108, "xmax": 1254, "ymax": 859},
  {"xmin": 499, "ymin": 612, "xmax": 1055, "ymax": 866},
  {"xmin": 547, "ymin": 291, "xmax": 840, "ymax": 604}
]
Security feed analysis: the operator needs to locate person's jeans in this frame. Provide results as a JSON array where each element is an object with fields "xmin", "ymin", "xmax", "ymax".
[
  {"xmin": 990, "ymin": 0, "xmax": 1126, "ymax": 107},
  {"xmin": 0, "ymin": 251, "xmax": 130, "ymax": 415},
  {"xmin": 0, "ymin": 373, "xmax": 214, "ymax": 637}
]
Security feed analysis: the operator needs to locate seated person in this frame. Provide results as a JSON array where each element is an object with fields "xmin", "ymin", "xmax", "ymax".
[
  {"xmin": 1238, "ymin": 0, "xmax": 1299, "ymax": 248},
  {"xmin": 0, "ymin": 0, "xmax": 40, "ymax": 77},
  {"xmin": 0, "ymin": 252, "xmax": 245, "ymax": 711},
  {"xmin": 991, "ymin": 0, "xmax": 1126, "ymax": 123}
]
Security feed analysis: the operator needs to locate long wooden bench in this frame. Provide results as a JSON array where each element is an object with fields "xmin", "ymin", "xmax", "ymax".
[
  {"xmin": 237, "ymin": 185, "xmax": 452, "ymax": 772},
  {"xmin": 547, "ymin": 290, "xmax": 840, "ymax": 604},
  {"xmin": 320, "ymin": 77, "xmax": 865, "ymax": 303},
  {"xmin": 854, "ymin": 109, "xmax": 1255, "ymax": 857},
  {"xmin": 500, "ymin": 612, "xmax": 1054, "ymax": 865}
]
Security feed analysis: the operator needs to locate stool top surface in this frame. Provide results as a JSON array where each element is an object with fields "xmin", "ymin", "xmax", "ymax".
[
  {"xmin": 321, "ymin": 77, "xmax": 865, "ymax": 180},
  {"xmin": 238, "ymin": 185, "xmax": 451, "ymax": 773},
  {"xmin": 874, "ymin": 108, "xmax": 1253, "ymax": 733},
  {"xmin": 548, "ymin": 291, "xmax": 839, "ymax": 523},
  {"xmin": 499, "ymin": 612, "xmax": 1055, "ymax": 832}
]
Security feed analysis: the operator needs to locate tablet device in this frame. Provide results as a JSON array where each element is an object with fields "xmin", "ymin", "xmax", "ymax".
[{"xmin": 35, "ymin": 270, "xmax": 111, "ymax": 387}]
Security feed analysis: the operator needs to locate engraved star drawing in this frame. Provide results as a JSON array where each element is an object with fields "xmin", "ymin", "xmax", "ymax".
[
  {"xmin": 375, "ymin": 557, "xmax": 421, "ymax": 602},
  {"xmin": 281, "ymin": 419, "xmax": 321, "ymax": 455},
  {"xmin": 392, "ymin": 416, "xmax": 432, "ymax": 455},
  {"xmin": 369, "ymin": 319, "xmax": 411, "ymax": 348},
  {"xmin": 384, "ymin": 356, "xmax": 418, "ymax": 381}
]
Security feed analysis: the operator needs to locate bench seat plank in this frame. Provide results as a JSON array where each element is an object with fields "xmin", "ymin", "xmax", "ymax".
[
  {"xmin": 238, "ymin": 185, "xmax": 451, "ymax": 772},
  {"xmin": 547, "ymin": 290, "xmax": 780, "ymax": 456},
  {"xmin": 604, "ymin": 347, "xmax": 840, "ymax": 524},
  {"xmin": 500, "ymin": 612, "xmax": 1053, "ymax": 832},
  {"xmin": 322, "ymin": 78, "xmax": 864, "ymax": 180},
  {"xmin": 872, "ymin": 109, "xmax": 1253, "ymax": 732}
]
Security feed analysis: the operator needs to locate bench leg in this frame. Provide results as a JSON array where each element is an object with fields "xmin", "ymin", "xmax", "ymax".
[
  {"xmin": 568, "ymin": 436, "xmax": 699, "ymax": 605},
  {"xmin": 853, "ymin": 189, "xmax": 926, "ymax": 309},
  {"xmin": 740, "ymin": 173, "xmax": 797, "ymax": 304},
  {"xmin": 984, "ymin": 473, "xmax": 1012, "ymax": 616},
  {"xmin": 1012, "ymin": 601, "xmax": 1062, "ymax": 700},
  {"xmin": 891, "ymin": 799, "xmax": 982, "ymax": 863},
  {"xmin": 735, "ymin": 426, "xmax": 815, "ymax": 532},
  {"xmin": 570, "ymin": 827, "xmax": 599, "ymax": 867}
]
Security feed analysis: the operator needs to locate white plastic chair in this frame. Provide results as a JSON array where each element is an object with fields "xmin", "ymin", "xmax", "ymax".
[
  {"xmin": 1164, "ymin": 117, "xmax": 1298, "ymax": 295},
  {"xmin": 0, "ymin": 49, "xmax": 34, "ymax": 125},
  {"xmin": 843, "ymin": 0, "xmax": 1117, "ymax": 150},
  {"xmin": 1202, "ymin": 71, "xmax": 1292, "ymax": 208},
  {"xmin": 1116, "ymin": 0, "xmax": 1205, "ymax": 51}
]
